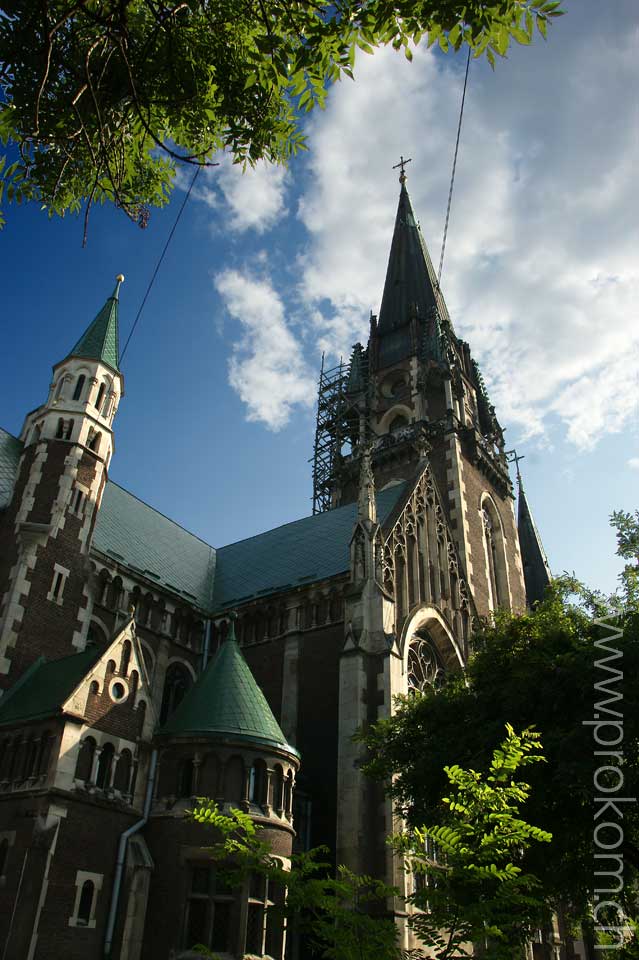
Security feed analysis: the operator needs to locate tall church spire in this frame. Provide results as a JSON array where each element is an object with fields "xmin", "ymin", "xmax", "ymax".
[
  {"xmin": 378, "ymin": 180, "xmax": 450, "ymax": 341},
  {"xmin": 65, "ymin": 275, "xmax": 123, "ymax": 372},
  {"xmin": 517, "ymin": 472, "xmax": 552, "ymax": 607}
]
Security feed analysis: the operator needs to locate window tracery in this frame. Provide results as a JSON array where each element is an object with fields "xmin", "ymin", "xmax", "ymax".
[{"xmin": 407, "ymin": 634, "xmax": 445, "ymax": 693}]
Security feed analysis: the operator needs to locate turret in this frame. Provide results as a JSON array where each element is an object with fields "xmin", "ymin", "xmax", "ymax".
[{"xmin": 0, "ymin": 277, "xmax": 126, "ymax": 682}]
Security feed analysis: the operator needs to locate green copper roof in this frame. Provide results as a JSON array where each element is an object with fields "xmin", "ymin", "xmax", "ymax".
[
  {"xmin": 93, "ymin": 481, "xmax": 216, "ymax": 610},
  {"xmin": 65, "ymin": 278, "xmax": 122, "ymax": 371},
  {"xmin": 0, "ymin": 423, "xmax": 404, "ymax": 614},
  {"xmin": 212, "ymin": 482, "xmax": 406, "ymax": 609},
  {"xmin": 0, "ymin": 647, "xmax": 101, "ymax": 727},
  {"xmin": 159, "ymin": 627, "xmax": 297, "ymax": 754},
  {"xmin": 0, "ymin": 428, "xmax": 22, "ymax": 510}
]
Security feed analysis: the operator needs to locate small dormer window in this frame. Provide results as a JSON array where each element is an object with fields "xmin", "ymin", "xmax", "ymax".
[{"xmin": 72, "ymin": 375, "xmax": 86, "ymax": 402}]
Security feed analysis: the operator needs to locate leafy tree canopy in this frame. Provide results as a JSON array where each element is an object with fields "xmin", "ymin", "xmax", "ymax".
[
  {"xmin": 0, "ymin": 0, "xmax": 564, "ymax": 232},
  {"xmin": 190, "ymin": 802, "xmax": 403, "ymax": 959},
  {"xmin": 362, "ymin": 515, "xmax": 639, "ymax": 928},
  {"xmin": 397, "ymin": 725, "xmax": 551, "ymax": 959}
]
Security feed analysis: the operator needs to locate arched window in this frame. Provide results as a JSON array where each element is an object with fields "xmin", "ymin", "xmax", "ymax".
[
  {"xmin": 113, "ymin": 749, "xmax": 132, "ymax": 794},
  {"xmin": 72, "ymin": 375, "xmax": 86, "ymax": 402},
  {"xmin": 284, "ymin": 772, "xmax": 293, "ymax": 816},
  {"xmin": 87, "ymin": 622, "xmax": 106, "ymax": 648},
  {"xmin": 481, "ymin": 499, "xmax": 509, "ymax": 612},
  {"xmin": 407, "ymin": 633, "xmax": 445, "ymax": 694},
  {"xmin": 248, "ymin": 760, "xmax": 266, "ymax": 805},
  {"xmin": 23, "ymin": 738, "xmax": 39, "ymax": 779},
  {"xmin": 483, "ymin": 508, "xmax": 501, "ymax": 608},
  {"xmin": 37, "ymin": 731, "xmax": 53, "ymax": 777},
  {"xmin": 56, "ymin": 418, "xmax": 64, "ymax": 439},
  {"xmin": 65, "ymin": 419, "xmax": 74, "ymax": 440},
  {"xmin": 120, "ymin": 639, "xmax": 131, "ymax": 676},
  {"xmin": 223, "ymin": 756, "xmax": 244, "ymax": 803},
  {"xmin": 55, "ymin": 378, "xmax": 65, "ymax": 400},
  {"xmin": 273, "ymin": 765, "xmax": 284, "ymax": 812},
  {"xmin": 107, "ymin": 577, "xmax": 123, "ymax": 610},
  {"xmin": 88, "ymin": 431, "xmax": 101, "ymax": 452},
  {"xmin": 96, "ymin": 742, "xmax": 115, "ymax": 789},
  {"xmin": 389, "ymin": 414, "xmax": 408, "ymax": 433},
  {"xmin": 31, "ymin": 424, "xmax": 41, "ymax": 444},
  {"xmin": 77, "ymin": 880, "xmax": 95, "ymax": 925},
  {"xmin": 159, "ymin": 663, "xmax": 193, "ymax": 725},
  {"xmin": 95, "ymin": 383, "xmax": 106, "ymax": 411},
  {"xmin": 178, "ymin": 758, "xmax": 195, "ymax": 798},
  {"xmin": 75, "ymin": 737, "xmax": 96, "ymax": 782}
]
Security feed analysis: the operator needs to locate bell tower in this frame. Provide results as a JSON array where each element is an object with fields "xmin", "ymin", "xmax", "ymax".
[
  {"xmin": 312, "ymin": 171, "xmax": 527, "ymax": 618},
  {"xmin": 0, "ymin": 277, "xmax": 125, "ymax": 682}
]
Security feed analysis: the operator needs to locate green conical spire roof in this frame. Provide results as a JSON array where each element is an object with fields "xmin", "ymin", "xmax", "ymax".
[
  {"xmin": 65, "ymin": 276, "xmax": 123, "ymax": 372},
  {"xmin": 159, "ymin": 621, "xmax": 298, "ymax": 755}
]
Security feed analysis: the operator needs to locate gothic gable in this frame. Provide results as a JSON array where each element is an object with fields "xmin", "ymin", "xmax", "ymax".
[{"xmin": 63, "ymin": 618, "xmax": 155, "ymax": 741}]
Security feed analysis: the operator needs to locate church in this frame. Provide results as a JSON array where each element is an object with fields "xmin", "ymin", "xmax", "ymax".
[{"xmin": 0, "ymin": 171, "xmax": 550, "ymax": 960}]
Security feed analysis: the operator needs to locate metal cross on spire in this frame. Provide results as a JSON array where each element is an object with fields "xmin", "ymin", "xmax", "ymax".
[
  {"xmin": 393, "ymin": 155, "xmax": 412, "ymax": 184},
  {"xmin": 506, "ymin": 449, "xmax": 526, "ymax": 486}
]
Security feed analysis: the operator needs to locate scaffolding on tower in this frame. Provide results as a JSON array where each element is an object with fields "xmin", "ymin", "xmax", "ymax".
[{"xmin": 311, "ymin": 355, "xmax": 362, "ymax": 515}]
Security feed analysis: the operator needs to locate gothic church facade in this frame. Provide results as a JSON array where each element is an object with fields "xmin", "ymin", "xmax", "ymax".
[{"xmin": 0, "ymin": 177, "xmax": 550, "ymax": 960}]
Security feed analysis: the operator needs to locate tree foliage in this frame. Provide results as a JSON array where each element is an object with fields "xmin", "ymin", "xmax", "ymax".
[
  {"xmin": 190, "ymin": 801, "xmax": 403, "ymax": 960},
  {"xmin": 362, "ymin": 514, "xmax": 639, "ymax": 933},
  {"xmin": 0, "ymin": 0, "xmax": 564, "ymax": 232},
  {"xmin": 396, "ymin": 725, "xmax": 551, "ymax": 959}
]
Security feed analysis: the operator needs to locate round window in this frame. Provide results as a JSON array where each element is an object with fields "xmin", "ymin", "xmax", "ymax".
[{"xmin": 109, "ymin": 679, "xmax": 129, "ymax": 703}]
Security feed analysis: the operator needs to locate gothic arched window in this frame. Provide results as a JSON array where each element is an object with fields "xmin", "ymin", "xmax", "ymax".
[
  {"xmin": 160, "ymin": 663, "xmax": 193, "ymax": 725},
  {"xmin": 75, "ymin": 737, "xmax": 96, "ymax": 782},
  {"xmin": 72, "ymin": 375, "xmax": 86, "ymax": 402},
  {"xmin": 95, "ymin": 383, "xmax": 106, "ymax": 411},
  {"xmin": 389, "ymin": 414, "xmax": 409, "ymax": 433},
  {"xmin": 407, "ymin": 633, "xmax": 445, "ymax": 694},
  {"xmin": 483, "ymin": 508, "xmax": 501, "ymax": 609},
  {"xmin": 96, "ymin": 742, "xmax": 115, "ymax": 789}
]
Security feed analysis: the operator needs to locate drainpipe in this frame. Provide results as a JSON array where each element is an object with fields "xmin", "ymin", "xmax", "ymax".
[
  {"xmin": 104, "ymin": 748, "xmax": 158, "ymax": 957},
  {"xmin": 201, "ymin": 619, "xmax": 211, "ymax": 674}
]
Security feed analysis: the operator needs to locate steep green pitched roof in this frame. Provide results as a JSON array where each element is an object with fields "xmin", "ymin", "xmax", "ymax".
[
  {"xmin": 159, "ymin": 628, "xmax": 297, "ymax": 754},
  {"xmin": 212, "ymin": 482, "xmax": 406, "ymax": 609},
  {"xmin": 0, "ymin": 647, "xmax": 101, "ymax": 727},
  {"xmin": 65, "ymin": 278, "xmax": 121, "ymax": 372},
  {"xmin": 0, "ymin": 428, "xmax": 22, "ymax": 509},
  {"xmin": 93, "ymin": 481, "xmax": 216, "ymax": 610}
]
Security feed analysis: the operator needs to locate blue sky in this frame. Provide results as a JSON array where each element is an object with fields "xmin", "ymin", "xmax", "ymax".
[{"xmin": 1, "ymin": 0, "xmax": 637, "ymax": 596}]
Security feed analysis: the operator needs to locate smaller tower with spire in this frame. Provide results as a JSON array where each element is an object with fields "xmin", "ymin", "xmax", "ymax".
[{"xmin": 0, "ymin": 278, "xmax": 125, "ymax": 682}]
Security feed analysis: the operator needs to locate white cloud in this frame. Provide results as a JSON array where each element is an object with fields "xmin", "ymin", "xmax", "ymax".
[
  {"xmin": 195, "ymin": 158, "xmax": 288, "ymax": 234},
  {"xmin": 214, "ymin": 269, "xmax": 314, "ymax": 430},
  {"xmin": 293, "ymin": 6, "xmax": 639, "ymax": 451},
  {"xmin": 628, "ymin": 458, "xmax": 639, "ymax": 472}
]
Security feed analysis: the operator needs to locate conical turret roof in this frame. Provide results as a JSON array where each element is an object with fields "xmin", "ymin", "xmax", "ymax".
[
  {"xmin": 64, "ymin": 276, "xmax": 122, "ymax": 372},
  {"xmin": 159, "ymin": 622, "xmax": 298, "ymax": 755},
  {"xmin": 517, "ymin": 477, "xmax": 552, "ymax": 607}
]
